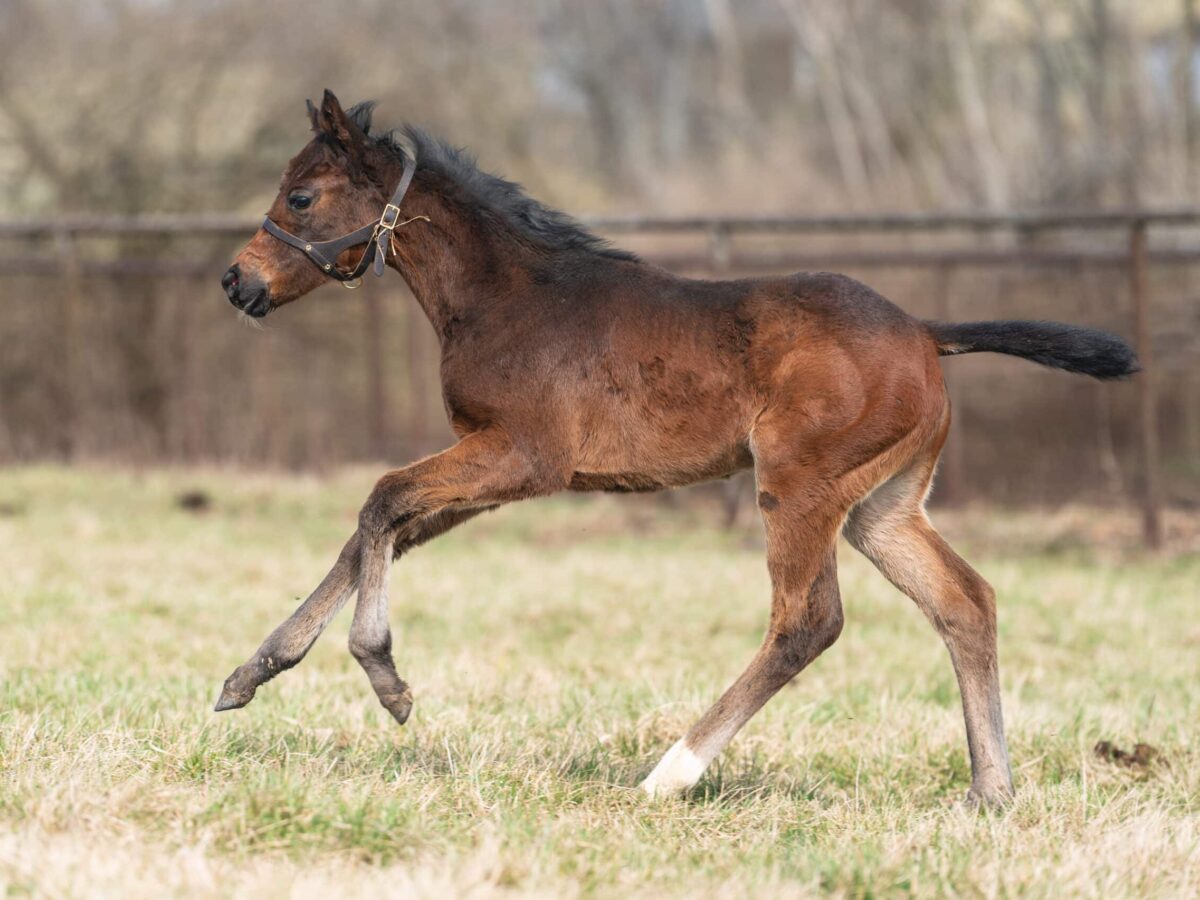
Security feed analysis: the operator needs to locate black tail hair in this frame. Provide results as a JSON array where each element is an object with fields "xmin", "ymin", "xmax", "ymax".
[{"xmin": 926, "ymin": 320, "xmax": 1139, "ymax": 380}]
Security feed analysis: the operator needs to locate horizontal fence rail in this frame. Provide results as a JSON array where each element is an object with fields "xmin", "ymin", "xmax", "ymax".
[
  {"xmin": 3, "ymin": 208, "xmax": 1200, "ymax": 237},
  {"xmin": 2, "ymin": 249, "xmax": 1200, "ymax": 279},
  {"xmin": 3, "ymin": 208, "xmax": 1197, "ymax": 547}
]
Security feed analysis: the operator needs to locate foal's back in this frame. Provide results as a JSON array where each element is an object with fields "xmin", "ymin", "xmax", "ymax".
[{"xmin": 512, "ymin": 261, "xmax": 945, "ymax": 491}]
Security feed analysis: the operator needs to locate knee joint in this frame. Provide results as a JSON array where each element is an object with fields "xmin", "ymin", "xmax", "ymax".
[
  {"xmin": 358, "ymin": 482, "xmax": 417, "ymax": 540},
  {"xmin": 348, "ymin": 633, "xmax": 391, "ymax": 662}
]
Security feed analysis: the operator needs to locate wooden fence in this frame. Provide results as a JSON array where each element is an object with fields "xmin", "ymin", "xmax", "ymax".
[{"xmin": 2, "ymin": 208, "xmax": 1198, "ymax": 546}]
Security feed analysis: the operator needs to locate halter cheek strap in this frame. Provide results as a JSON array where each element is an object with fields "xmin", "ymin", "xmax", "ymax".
[{"xmin": 261, "ymin": 153, "xmax": 423, "ymax": 287}]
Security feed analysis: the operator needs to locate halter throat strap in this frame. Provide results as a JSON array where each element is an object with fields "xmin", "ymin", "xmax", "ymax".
[{"xmin": 261, "ymin": 153, "xmax": 419, "ymax": 284}]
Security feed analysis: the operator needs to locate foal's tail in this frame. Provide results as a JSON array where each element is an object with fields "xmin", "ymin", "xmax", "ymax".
[{"xmin": 925, "ymin": 320, "xmax": 1139, "ymax": 380}]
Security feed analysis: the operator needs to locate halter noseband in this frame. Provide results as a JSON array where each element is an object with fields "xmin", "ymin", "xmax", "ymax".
[{"xmin": 261, "ymin": 154, "xmax": 422, "ymax": 289}]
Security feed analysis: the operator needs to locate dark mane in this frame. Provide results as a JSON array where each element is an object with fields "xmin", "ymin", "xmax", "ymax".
[{"xmin": 348, "ymin": 102, "xmax": 637, "ymax": 263}]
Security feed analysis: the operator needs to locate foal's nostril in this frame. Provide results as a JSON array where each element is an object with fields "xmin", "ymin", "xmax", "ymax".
[
  {"xmin": 221, "ymin": 265, "xmax": 270, "ymax": 316},
  {"xmin": 221, "ymin": 266, "xmax": 241, "ymax": 300}
]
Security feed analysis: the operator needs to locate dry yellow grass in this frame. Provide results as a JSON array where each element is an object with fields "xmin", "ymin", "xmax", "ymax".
[{"xmin": 0, "ymin": 466, "xmax": 1197, "ymax": 898}]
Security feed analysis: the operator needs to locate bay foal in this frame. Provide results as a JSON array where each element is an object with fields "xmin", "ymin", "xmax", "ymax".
[{"xmin": 217, "ymin": 92, "xmax": 1138, "ymax": 804}]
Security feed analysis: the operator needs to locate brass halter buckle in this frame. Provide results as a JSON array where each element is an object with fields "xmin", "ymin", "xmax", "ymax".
[{"xmin": 379, "ymin": 204, "xmax": 403, "ymax": 229}]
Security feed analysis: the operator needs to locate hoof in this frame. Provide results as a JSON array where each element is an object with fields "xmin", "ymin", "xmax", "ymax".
[
  {"xmin": 965, "ymin": 781, "xmax": 1014, "ymax": 809},
  {"xmin": 639, "ymin": 778, "xmax": 686, "ymax": 800},
  {"xmin": 639, "ymin": 739, "xmax": 705, "ymax": 798},
  {"xmin": 379, "ymin": 689, "xmax": 413, "ymax": 725},
  {"xmin": 213, "ymin": 690, "xmax": 250, "ymax": 712},
  {"xmin": 213, "ymin": 667, "xmax": 258, "ymax": 712}
]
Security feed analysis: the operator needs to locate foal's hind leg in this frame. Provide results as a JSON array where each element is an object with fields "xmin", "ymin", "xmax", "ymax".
[
  {"xmin": 641, "ymin": 499, "xmax": 846, "ymax": 797},
  {"xmin": 843, "ymin": 452, "xmax": 1014, "ymax": 805}
]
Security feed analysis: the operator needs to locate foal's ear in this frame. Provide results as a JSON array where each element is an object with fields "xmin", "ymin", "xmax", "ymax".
[
  {"xmin": 315, "ymin": 89, "xmax": 364, "ymax": 153},
  {"xmin": 306, "ymin": 98, "xmax": 320, "ymax": 131}
]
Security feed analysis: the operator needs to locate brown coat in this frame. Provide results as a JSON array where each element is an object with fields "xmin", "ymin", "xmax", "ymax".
[{"xmin": 217, "ymin": 91, "xmax": 1137, "ymax": 805}]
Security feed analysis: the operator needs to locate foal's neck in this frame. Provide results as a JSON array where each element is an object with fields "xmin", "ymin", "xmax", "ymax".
[{"xmin": 381, "ymin": 162, "xmax": 531, "ymax": 340}]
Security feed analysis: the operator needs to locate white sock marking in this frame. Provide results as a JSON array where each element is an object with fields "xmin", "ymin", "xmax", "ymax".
[{"xmin": 640, "ymin": 738, "xmax": 708, "ymax": 798}]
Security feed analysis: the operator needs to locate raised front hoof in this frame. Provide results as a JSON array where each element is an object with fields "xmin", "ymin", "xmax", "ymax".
[
  {"xmin": 213, "ymin": 686, "xmax": 254, "ymax": 712},
  {"xmin": 378, "ymin": 689, "xmax": 413, "ymax": 726},
  {"xmin": 213, "ymin": 668, "xmax": 259, "ymax": 712}
]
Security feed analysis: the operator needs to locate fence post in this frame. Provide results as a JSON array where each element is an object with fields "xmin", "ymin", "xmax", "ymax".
[
  {"xmin": 53, "ymin": 229, "xmax": 82, "ymax": 459},
  {"xmin": 365, "ymin": 288, "xmax": 389, "ymax": 460},
  {"xmin": 1130, "ymin": 219, "xmax": 1162, "ymax": 548},
  {"xmin": 709, "ymin": 223, "xmax": 732, "ymax": 273},
  {"xmin": 404, "ymin": 290, "xmax": 432, "ymax": 459},
  {"xmin": 174, "ymin": 276, "xmax": 205, "ymax": 463},
  {"xmin": 252, "ymin": 328, "xmax": 283, "ymax": 465}
]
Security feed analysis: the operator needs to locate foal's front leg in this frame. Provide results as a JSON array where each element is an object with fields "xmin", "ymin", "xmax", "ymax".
[
  {"xmin": 215, "ymin": 428, "xmax": 536, "ymax": 717},
  {"xmin": 348, "ymin": 429, "xmax": 547, "ymax": 724},
  {"xmin": 214, "ymin": 508, "xmax": 484, "ymax": 713},
  {"xmin": 215, "ymin": 531, "xmax": 362, "ymax": 711}
]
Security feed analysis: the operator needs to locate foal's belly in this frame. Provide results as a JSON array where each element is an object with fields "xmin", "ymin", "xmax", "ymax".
[
  {"xmin": 568, "ymin": 440, "xmax": 753, "ymax": 493},
  {"xmin": 565, "ymin": 330, "xmax": 755, "ymax": 492}
]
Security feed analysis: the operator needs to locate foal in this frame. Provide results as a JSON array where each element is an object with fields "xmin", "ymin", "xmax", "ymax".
[{"xmin": 217, "ymin": 92, "xmax": 1138, "ymax": 804}]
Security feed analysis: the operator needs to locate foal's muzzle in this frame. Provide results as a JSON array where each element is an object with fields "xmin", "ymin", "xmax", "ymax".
[{"xmin": 221, "ymin": 265, "xmax": 271, "ymax": 318}]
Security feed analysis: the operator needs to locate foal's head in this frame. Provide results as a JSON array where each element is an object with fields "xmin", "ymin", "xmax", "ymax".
[{"xmin": 221, "ymin": 91, "xmax": 395, "ymax": 317}]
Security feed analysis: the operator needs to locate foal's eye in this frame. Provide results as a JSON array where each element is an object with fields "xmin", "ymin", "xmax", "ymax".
[{"xmin": 287, "ymin": 194, "xmax": 313, "ymax": 211}]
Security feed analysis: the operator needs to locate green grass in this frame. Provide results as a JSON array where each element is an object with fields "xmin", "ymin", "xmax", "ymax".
[{"xmin": 0, "ymin": 466, "xmax": 1197, "ymax": 898}]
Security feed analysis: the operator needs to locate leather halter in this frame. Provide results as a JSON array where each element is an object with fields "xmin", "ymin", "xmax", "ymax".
[{"xmin": 261, "ymin": 153, "xmax": 421, "ymax": 288}]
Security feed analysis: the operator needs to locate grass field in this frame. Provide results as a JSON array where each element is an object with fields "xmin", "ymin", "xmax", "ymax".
[{"xmin": 1, "ymin": 466, "xmax": 1197, "ymax": 898}]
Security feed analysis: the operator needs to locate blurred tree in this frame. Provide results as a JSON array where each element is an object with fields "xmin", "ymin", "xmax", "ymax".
[{"xmin": 0, "ymin": 0, "xmax": 1193, "ymax": 216}]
